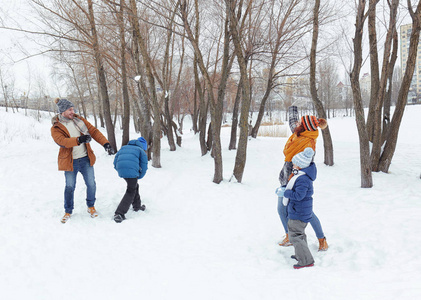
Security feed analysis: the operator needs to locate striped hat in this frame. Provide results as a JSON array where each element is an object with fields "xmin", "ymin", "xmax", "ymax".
[
  {"xmin": 292, "ymin": 147, "xmax": 314, "ymax": 169},
  {"xmin": 301, "ymin": 115, "xmax": 327, "ymax": 131}
]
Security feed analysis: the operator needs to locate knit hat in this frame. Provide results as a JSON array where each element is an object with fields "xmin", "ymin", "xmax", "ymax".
[
  {"xmin": 292, "ymin": 147, "xmax": 314, "ymax": 169},
  {"xmin": 301, "ymin": 115, "xmax": 328, "ymax": 131},
  {"xmin": 137, "ymin": 137, "xmax": 148, "ymax": 151},
  {"xmin": 55, "ymin": 98, "xmax": 74, "ymax": 114}
]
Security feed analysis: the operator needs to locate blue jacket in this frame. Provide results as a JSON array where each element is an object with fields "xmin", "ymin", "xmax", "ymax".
[
  {"xmin": 113, "ymin": 138, "xmax": 148, "ymax": 179},
  {"xmin": 284, "ymin": 162, "xmax": 317, "ymax": 223}
]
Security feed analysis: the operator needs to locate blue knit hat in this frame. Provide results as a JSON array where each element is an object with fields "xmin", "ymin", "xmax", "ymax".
[
  {"xmin": 292, "ymin": 147, "xmax": 314, "ymax": 169},
  {"xmin": 55, "ymin": 98, "xmax": 74, "ymax": 113}
]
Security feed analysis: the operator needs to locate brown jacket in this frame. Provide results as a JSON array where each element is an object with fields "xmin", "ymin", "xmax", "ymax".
[{"xmin": 51, "ymin": 114, "xmax": 109, "ymax": 171}]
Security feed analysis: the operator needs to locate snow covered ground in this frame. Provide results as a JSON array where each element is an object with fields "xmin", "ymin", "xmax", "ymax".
[{"xmin": 0, "ymin": 106, "xmax": 420, "ymax": 300}]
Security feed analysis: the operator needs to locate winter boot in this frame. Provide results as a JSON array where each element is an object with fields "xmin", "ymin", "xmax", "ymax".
[
  {"xmin": 318, "ymin": 237, "xmax": 328, "ymax": 251},
  {"xmin": 87, "ymin": 206, "xmax": 99, "ymax": 218},
  {"xmin": 293, "ymin": 263, "xmax": 314, "ymax": 269},
  {"xmin": 134, "ymin": 204, "xmax": 146, "ymax": 212},
  {"xmin": 279, "ymin": 234, "xmax": 292, "ymax": 247},
  {"xmin": 114, "ymin": 214, "xmax": 126, "ymax": 223},
  {"xmin": 61, "ymin": 213, "xmax": 71, "ymax": 224}
]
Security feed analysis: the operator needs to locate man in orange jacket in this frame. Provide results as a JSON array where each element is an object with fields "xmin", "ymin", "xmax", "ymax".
[{"xmin": 51, "ymin": 98, "xmax": 115, "ymax": 223}]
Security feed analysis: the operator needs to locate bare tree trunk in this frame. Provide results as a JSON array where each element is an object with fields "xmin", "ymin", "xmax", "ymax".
[
  {"xmin": 229, "ymin": 77, "xmax": 242, "ymax": 150},
  {"xmin": 128, "ymin": 0, "xmax": 152, "ymax": 155},
  {"xmin": 379, "ymin": 0, "xmax": 421, "ymax": 172},
  {"xmin": 195, "ymin": 57, "xmax": 208, "ymax": 156},
  {"xmin": 179, "ymin": 0, "xmax": 225, "ymax": 183},
  {"xmin": 118, "ymin": 0, "xmax": 130, "ymax": 146},
  {"xmin": 130, "ymin": 0, "xmax": 161, "ymax": 168},
  {"xmin": 382, "ymin": 28, "xmax": 398, "ymax": 144},
  {"xmin": 228, "ymin": 0, "xmax": 252, "ymax": 183},
  {"xmin": 370, "ymin": 0, "xmax": 399, "ymax": 171},
  {"xmin": 161, "ymin": 9, "xmax": 178, "ymax": 151},
  {"xmin": 0, "ymin": 69, "xmax": 9, "ymax": 113},
  {"xmin": 366, "ymin": 0, "xmax": 380, "ymax": 142},
  {"xmin": 164, "ymin": 93, "xmax": 176, "ymax": 151},
  {"xmin": 191, "ymin": 2, "xmax": 207, "ymax": 155},
  {"xmin": 309, "ymin": 0, "xmax": 334, "ymax": 166},
  {"xmin": 350, "ymin": 0, "xmax": 373, "ymax": 188},
  {"xmin": 88, "ymin": 0, "xmax": 116, "ymax": 150},
  {"xmin": 80, "ymin": 51, "xmax": 98, "ymax": 128},
  {"xmin": 192, "ymin": 88, "xmax": 199, "ymax": 133},
  {"xmin": 251, "ymin": 81, "xmax": 270, "ymax": 139}
]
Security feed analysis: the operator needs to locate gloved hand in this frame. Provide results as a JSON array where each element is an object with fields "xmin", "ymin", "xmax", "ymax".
[
  {"xmin": 104, "ymin": 143, "xmax": 116, "ymax": 155},
  {"xmin": 275, "ymin": 186, "xmax": 286, "ymax": 198},
  {"xmin": 77, "ymin": 134, "xmax": 91, "ymax": 144}
]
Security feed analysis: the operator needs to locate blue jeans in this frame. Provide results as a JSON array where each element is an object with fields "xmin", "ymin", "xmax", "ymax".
[
  {"xmin": 277, "ymin": 196, "xmax": 325, "ymax": 239},
  {"xmin": 64, "ymin": 156, "xmax": 96, "ymax": 214}
]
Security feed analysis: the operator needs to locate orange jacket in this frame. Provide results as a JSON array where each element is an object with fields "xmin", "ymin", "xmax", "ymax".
[
  {"xmin": 283, "ymin": 130, "xmax": 319, "ymax": 162},
  {"xmin": 51, "ymin": 114, "xmax": 109, "ymax": 171}
]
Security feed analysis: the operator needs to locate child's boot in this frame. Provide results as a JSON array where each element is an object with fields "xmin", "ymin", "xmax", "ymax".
[
  {"xmin": 318, "ymin": 237, "xmax": 328, "ymax": 251},
  {"xmin": 114, "ymin": 214, "xmax": 126, "ymax": 223}
]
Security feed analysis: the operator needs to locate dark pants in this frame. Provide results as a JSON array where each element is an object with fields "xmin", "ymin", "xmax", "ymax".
[{"xmin": 115, "ymin": 178, "xmax": 141, "ymax": 216}]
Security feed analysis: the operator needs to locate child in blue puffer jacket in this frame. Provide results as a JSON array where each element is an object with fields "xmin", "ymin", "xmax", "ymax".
[
  {"xmin": 113, "ymin": 137, "xmax": 148, "ymax": 223},
  {"xmin": 279, "ymin": 147, "xmax": 316, "ymax": 269}
]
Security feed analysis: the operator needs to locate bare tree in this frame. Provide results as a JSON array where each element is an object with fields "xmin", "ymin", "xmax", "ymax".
[
  {"xmin": 350, "ymin": 0, "xmax": 373, "ymax": 188},
  {"xmin": 251, "ymin": 0, "xmax": 313, "ymax": 138},
  {"xmin": 366, "ymin": 0, "xmax": 399, "ymax": 171},
  {"xmin": 378, "ymin": 0, "xmax": 421, "ymax": 172},
  {"xmin": 227, "ymin": 0, "xmax": 253, "ymax": 183},
  {"xmin": 128, "ymin": 0, "xmax": 152, "ymax": 157},
  {"xmin": 309, "ymin": 0, "xmax": 334, "ymax": 166},
  {"xmin": 178, "ymin": 0, "xmax": 232, "ymax": 183},
  {"xmin": 130, "ymin": 0, "xmax": 163, "ymax": 168}
]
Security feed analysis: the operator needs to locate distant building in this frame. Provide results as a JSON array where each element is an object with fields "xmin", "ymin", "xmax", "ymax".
[{"xmin": 360, "ymin": 73, "xmax": 371, "ymax": 94}]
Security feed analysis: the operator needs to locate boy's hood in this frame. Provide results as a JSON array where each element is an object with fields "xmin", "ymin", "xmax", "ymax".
[
  {"xmin": 301, "ymin": 162, "xmax": 317, "ymax": 181},
  {"xmin": 128, "ymin": 137, "xmax": 147, "ymax": 151}
]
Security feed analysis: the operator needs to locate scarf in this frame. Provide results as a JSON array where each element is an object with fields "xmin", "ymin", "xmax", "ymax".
[
  {"xmin": 282, "ymin": 170, "xmax": 305, "ymax": 206},
  {"xmin": 58, "ymin": 115, "xmax": 89, "ymax": 135},
  {"xmin": 283, "ymin": 130, "xmax": 318, "ymax": 162}
]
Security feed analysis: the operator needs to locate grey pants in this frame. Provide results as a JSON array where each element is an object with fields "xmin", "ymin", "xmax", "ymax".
[{"xmin": 288, "ymin": 219, "xmax": 314, "ymax": 266}]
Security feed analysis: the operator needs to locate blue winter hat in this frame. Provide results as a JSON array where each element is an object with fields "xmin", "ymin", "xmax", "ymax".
[
  {"xmin": 292, "ymin": 147, "xmax": 314, "ymax": 169},
  {"xmin": 55, "ymin": 98, "xmax": 74, "ymax": 113},
  {"xmin": 137, "ymin": 137, "xmax": 148, "ymax": 151}
]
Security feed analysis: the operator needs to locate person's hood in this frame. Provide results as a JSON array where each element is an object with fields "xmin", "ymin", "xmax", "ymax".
[
  {"xmin": 300, "ymin": 162, "xmax": 317, "ymax": 181},
  {"xmin": 128, "ymin": 137, "xmax": 147, "ymax": 151}
]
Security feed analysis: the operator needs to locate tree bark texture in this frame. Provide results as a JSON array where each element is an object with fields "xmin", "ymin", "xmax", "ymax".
[
  {"xmin": 229, "ymin": 76, "xmax": 242, "ymax": 150},
  {"xmin": 379, "ymin": 0, "xmax": 421, "ymax": 172},
  {"xmin": 179, "ymin": 0, "xmax": 224, "ymax": 183},
  {"xmin": 130, "ymin": 0, "xmax": 162, "ymax": 168},
  {"xmin": 350, "ymin": 0, "xmax": 373, "ymax": 188},
  {"xmin": 370, "ymin": 0, "xmax": 399, "ymax": 171},
  {"xmin": 128, "ymin": 0, "xmax": 153, "ymax": 157},
  {"xmin": 309, "ymin": 0, "xmax": 334, "ymax": 166},
  {"xmin": 87, "ymin": 0, "xmax": 117, "ymax": 151},
  {"xmin": 118, "ymin": 0, "xmax": 130, "ymax": 146},
  {"xmin": 228, "ymin": 0, "xmax": 252, "ymax": 183},
  {"xmin": 366, "ymin": 0, "xmax": 380, "ymax": 142}
]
